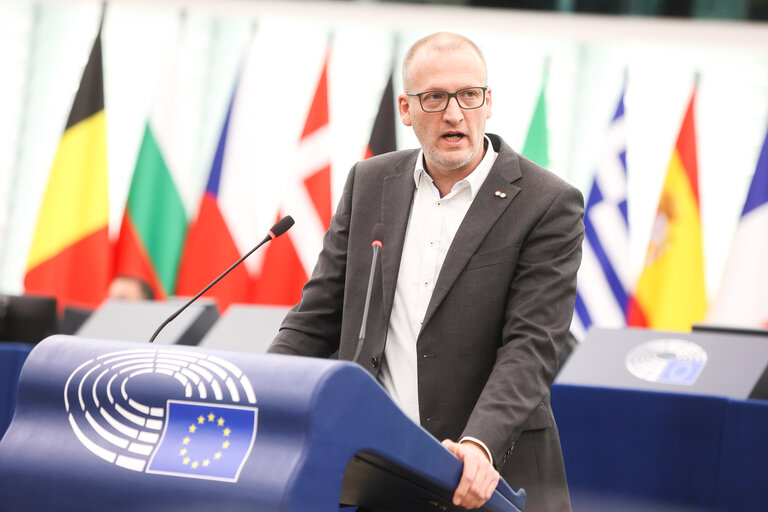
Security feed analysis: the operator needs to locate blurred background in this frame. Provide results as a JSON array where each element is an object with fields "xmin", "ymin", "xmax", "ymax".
[
  {"xmin": 1, "ymin": 0, "xmax": 767, "ymax": 325},
  {"xmin": 2, "ymin": 3, "xmax": 768, "ymax": 510}
]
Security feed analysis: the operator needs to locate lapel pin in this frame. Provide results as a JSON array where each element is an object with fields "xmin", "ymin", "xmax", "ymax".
[{"xmin": 494, "ymin": 190, "xmax": 507, "ymax": 198}]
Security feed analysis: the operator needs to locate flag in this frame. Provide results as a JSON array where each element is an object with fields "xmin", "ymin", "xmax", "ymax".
[
  {"xmin": 627, "ymin": 87, "xmax": 706, "ymax": 331},
  {"xmin": 113, "ymin": 34, "xmax": 187, "ymax": 300},
  {"xmin": 521, "ymin": 63, "xmax": 549, "ymax": 167},
  {"xmin": 24, "ymin": 27, "xmax": 110, "ymax": 311},
  {"xmin": 364, "ymin": 72, "xmax": 396, "ymax": 159},
  {"xmin": 572, "ymin": 87, "xmax": 629, "ymax": 340},
  {"xmin": 175, "ymin": 88, "xmax": 253, "ymax": 312},
  {"xmin": 708, "ymin": 126, "xmax": 768, "ymax": 327},
  {"xmin": 146, "ymin": 401, "xmax": 257, "ymax": 482},
  {"xmin": 252, "ymin": 45, "xmax": 332, "ymax": 306}
]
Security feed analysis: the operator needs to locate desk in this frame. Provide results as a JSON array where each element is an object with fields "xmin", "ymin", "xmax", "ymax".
[
  {"xmin": 0, "ymin": 342, "xmax": 33, "ymax": 440},
  {"xmin": 552, "ymin": 384, "xmax": 768, "ymax": 511}
]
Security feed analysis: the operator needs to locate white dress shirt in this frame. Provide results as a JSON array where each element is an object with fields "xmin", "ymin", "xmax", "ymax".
[{"xmin": 379, "ymin": 137, "xmax": 498, "ymax": 457}]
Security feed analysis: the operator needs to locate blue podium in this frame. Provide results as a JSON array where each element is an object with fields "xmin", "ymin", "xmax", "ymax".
[{"xmin": 0, "ymin": 336, "xmax": 524, "ymax": 511}]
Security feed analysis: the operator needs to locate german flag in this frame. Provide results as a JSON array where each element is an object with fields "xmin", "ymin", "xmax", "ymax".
[
  {"xmin": 24, "ymin": 27, "xmax": 111, "ymax": 311},
  {"xmin": 364, "ymin": 71, "xmax": 396, "ymax": 159}
]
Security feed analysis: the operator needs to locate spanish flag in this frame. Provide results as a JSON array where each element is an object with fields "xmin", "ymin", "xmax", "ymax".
[
  {"xmin": 24, "ymin": 28, "xmax": 110, "ymax": 311},
  {"xmin": 627, "ymin": 86, "xmax": 706, "ymax": 330}
]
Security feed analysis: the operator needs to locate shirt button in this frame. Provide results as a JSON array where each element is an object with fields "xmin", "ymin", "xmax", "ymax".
[
  {"xmin": 436, "ymin": 202, "xmax": 441, "ymax": 207},
  {"xmin": 423, "ymin": 281, "xmax": 429, "ymax": 287},
  {"xmin": 429, "ymin": 241, "xmax": 435, "ymax": 247},
  {"xmin": 370, "ymin": 356, "xmax": 378, "ymax": 368}
]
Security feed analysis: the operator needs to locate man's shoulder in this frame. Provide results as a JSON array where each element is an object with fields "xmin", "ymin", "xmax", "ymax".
[
  {"xmin": 490, "ymin": 133, "xmax": 575, "ymax": 193},
  {"xmin": 354, "ymin": 148, "xmax": 419, "ymax": 174}
]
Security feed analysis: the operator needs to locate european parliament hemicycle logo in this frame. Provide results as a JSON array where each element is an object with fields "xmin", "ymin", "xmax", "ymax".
[
  {"xmin": 63, "ymin": 348, "xmax": 258, "ymax": 482},
  {"xmin": 625, "ymin": 338, "xmax": 708, "ymax": 386}
]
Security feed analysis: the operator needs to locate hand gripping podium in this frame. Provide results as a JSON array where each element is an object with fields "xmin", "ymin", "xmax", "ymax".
[{"xmin": 0, "ymin": 336, "xmax": 525, "ymax": 512}]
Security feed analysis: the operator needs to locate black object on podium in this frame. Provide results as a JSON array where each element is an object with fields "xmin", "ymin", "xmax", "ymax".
[
  {"xmin": 556, "ymin": 326, "xmax": 768, "ymax": 399},
  {"xmin": 0, "ymin": 335, "xmax": 525, "ymax": 511},
  {"xmin": 76, "ymin": 298, "xmax": 218, "ymax": 345},
  {"xmin": 0, "ymin": 294, "xmax": 58, "ymax": 344}
]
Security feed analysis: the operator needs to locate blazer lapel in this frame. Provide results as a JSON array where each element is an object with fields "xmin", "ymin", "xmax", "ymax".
[
  {"xmin": 380, "ymin": 153, "xmax": 418, "ymax": 320},
  {"xmin": 420, "ymin": 139, "xmax": 523, "ymax": 333}
]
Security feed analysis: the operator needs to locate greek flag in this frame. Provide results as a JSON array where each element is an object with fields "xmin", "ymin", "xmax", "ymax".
[{"xmin": 572, "ymin": 88, "xmax": 630, "ymax": 340}]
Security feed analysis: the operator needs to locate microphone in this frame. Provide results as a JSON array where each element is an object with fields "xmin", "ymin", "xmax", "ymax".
[
  {"xmin": 353, "ymin": 223, "xmax": 384, "ymax": 363},
  {"xmin": 148, "ymin": 216, "xmax": 295, "ymax": 343}
]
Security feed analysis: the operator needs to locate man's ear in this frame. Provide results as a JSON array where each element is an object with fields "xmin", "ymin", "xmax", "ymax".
[
  {"xmin": 398, "ymin": 94, "xmax": 413, "ymax": 127},
  {"xmin": 485, "ymin": 88, "xmax": 492, "ymax": 120}
]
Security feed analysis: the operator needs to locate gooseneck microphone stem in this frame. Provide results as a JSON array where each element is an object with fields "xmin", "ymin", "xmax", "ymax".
[
  {"xmin": 353, "ymin": 223, "xmax": 385, "ymax": 363},
  {"xmin": 148, "ymin": 216, "xmax": 294, "ymax": 343},
  {"xmin": 356, "ymin": 247, "xmax": 379, "ymax": 351}
]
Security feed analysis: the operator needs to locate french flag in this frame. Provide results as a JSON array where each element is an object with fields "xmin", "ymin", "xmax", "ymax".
[{"xmin": 708, "ymin": 126, "xmax": 768, "ymax": 327}]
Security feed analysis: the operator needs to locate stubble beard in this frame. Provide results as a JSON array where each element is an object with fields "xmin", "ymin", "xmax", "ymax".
[{"xmin": 423, "ymin": 138, "xmax": 480, "ymax": 174}]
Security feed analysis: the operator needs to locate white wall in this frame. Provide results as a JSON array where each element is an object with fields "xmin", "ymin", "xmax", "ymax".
[{"xmin": 1, "ymin": 0, "xmax": 767, "ymax": 303}]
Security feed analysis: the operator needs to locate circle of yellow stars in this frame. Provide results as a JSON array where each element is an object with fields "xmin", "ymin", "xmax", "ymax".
[{"xmin": 178, "ymin": 411, "xmax": 232, "ymax": 470}]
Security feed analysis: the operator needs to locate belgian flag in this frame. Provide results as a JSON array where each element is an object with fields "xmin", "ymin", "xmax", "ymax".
[{"xmin": 24, "ymin": 26, "xmax": 111, "ymax": 311}]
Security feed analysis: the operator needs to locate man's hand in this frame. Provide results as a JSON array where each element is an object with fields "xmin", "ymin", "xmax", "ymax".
[{"xmin": 442, "ymin": 439, "xmax": 500, "ymax": 509}]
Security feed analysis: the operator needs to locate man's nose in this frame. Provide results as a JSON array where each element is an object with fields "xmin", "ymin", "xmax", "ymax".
[{"xmin": 442, "ymin": 96, "xmax": 463, "ymax": 121}]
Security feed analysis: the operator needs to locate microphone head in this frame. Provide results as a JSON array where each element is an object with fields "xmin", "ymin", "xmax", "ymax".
[
  {"xmin": 269, "ymin": 216, "xmax": 295, "ymax": 239},
  {"xmin": 371, "ymin": 223, "xmax": 385, "ymax": 248}
]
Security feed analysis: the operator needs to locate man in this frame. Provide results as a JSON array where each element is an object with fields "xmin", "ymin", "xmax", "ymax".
[
  {"xmin": 107, "ymin": 275, "xmax": 155, "ymax": 301},
  {"xmin": 268, "ymin": 32, "xmax": 583, "ymax": 511}
]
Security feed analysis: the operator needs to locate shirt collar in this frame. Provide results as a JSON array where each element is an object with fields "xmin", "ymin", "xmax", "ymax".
[{"xmin": 412, "ymin": 135, "xmax": 498, "ymax": 200}]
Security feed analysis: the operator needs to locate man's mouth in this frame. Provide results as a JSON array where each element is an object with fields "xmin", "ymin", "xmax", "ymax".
[{"xmin": 442, "ymin": 132, "xmax": 465, "ymax": 142}]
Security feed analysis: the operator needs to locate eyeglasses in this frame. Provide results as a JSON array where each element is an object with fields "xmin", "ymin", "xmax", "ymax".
[{"xmin": 406, "ymin": 86, "xmax": 488, "ymax": 113}]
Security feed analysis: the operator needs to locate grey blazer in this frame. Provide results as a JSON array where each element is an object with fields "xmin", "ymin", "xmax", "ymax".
[{"xmin": 268, "ymin": 134, "xmax": 584, "ymax": 511}]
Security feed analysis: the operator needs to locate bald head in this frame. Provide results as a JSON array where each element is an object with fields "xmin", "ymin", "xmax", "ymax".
[{"xmin": 401, "ymin": 32, "xmax": 487, "ymax": 92}]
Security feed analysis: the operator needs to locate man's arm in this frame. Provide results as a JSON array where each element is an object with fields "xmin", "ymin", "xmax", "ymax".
[
  {"xmin": 267, "ymin": 166, "xmax": 357, "ymax": 357},
  {"xmin": 442, "ymin": 439, "xmax": 500, "ymax": 509},
  {"xmin": 461, "ymin": 183, "xmax": 585, "ymax": 463}
]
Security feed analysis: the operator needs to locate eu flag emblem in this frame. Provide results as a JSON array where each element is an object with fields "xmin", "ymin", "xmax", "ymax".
[
  {"xmin": 146, "ymin": 401, "xmax": 258, "ymax": 482},
  {"xmin": 658, "ymin": 359, "xmax": 704, "ymax": 385}
]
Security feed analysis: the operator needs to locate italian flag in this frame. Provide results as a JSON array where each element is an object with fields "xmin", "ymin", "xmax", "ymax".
[
  {"xmin": 522, "ymin": 61, "xmax": 549, "ymax": 168},
  {"xmin": 24, "ymin": 28, "xmax": 111, "ymax": 311}
]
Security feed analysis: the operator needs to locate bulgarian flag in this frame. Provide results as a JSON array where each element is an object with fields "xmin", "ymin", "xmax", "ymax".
[
  {"xmin": 113, "ymin": 33, "xmax": 187, "ymax": 300},
  {"xmin": 522, "ymin": 61, "xmax": 549, "ymax": 167},
  {"xmin": 24, "ymin": 27, "xmax": 111, "ymax": 311},
  {"xmin": 627, "ymin": 86, "xmax": 707, "ymax": 330}
]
